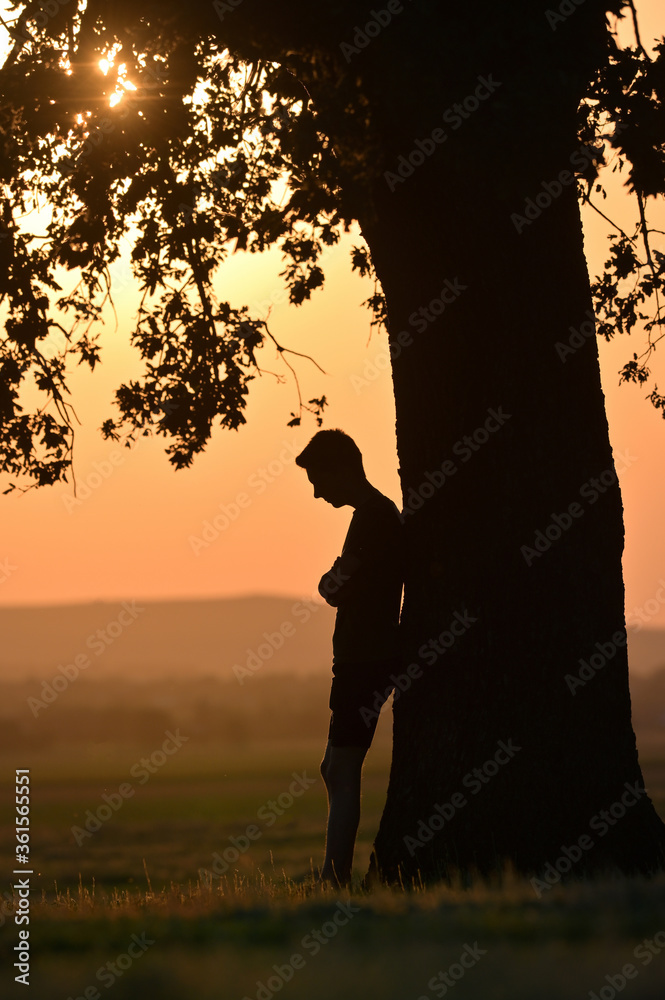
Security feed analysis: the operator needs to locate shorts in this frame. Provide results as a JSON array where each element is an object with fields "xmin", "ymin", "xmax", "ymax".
[{"xmin": 327, "ymin": 655, "xmax": 402, "ymax": 748}]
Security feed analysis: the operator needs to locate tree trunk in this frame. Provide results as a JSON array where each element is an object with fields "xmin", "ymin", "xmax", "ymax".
[
  {"xmin": 368, "ymin": 166, "xmax": 665, "ymax": 883},
  {"xmin": 213, "ymin": 0, "xmax": 665, "ymax": 881},
  {"xmin": 357, "ymin": 8, "xmax": 665, "ymax": 884}
]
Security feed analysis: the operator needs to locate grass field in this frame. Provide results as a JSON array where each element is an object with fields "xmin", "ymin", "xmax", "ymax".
[{"xmin": 2, "ymin": 730, "xmax": 665, "ymax": 1000}]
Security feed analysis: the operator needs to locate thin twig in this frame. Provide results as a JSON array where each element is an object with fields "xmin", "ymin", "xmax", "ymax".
[
  {"xmin": 262, "ymin": 324, "xmax": 328, "ymax": 375},
  {"xmin": 581, "ymin": 192, "xmax": 633, "ymax": 242},
  {"xmin": 636, "ymin": 191, "xmax": 655, "ymax": 270},
  {"xmin": 627, "ymin": 0, "xmax": 646, "ymax": 57}
]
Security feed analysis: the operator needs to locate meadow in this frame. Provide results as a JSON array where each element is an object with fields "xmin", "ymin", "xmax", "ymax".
[{"xmin": 2, "ymin": 678, "xmax": 665, "ymax": 999}]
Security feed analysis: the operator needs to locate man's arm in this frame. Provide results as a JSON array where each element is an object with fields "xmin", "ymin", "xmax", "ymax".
[
  {"xmin": 319, "ymin": 506, "xmax": 403, "ymax": 607},
  {"xmin": 318, "ymin": 552, "xmax": 362, "ymax": 607}
]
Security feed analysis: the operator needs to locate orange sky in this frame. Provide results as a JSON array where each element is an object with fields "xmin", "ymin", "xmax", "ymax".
[{"xmin": 1, "ymin": 1, "xmax": 664, "ymax": 625}]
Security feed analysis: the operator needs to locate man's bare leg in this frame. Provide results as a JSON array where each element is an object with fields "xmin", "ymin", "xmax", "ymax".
[{"xmin": 319, "ymin": 741, "xmax": 368, "ymax": 885}]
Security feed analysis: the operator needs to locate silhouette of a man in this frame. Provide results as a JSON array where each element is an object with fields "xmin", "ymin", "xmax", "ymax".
[{"xmin": 296, "ymin": 429, "xmax": 404, "ymax": 885}]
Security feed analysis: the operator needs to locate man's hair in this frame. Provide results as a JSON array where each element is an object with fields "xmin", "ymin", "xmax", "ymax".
[{"xmin": 295, "ymin": 429, "xmax": 364, "ymax": 477}]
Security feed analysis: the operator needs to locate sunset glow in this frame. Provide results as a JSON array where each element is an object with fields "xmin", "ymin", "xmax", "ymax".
[{"xmin": 0, "ymin": 1, "xmax": 663, "ymax": 629}]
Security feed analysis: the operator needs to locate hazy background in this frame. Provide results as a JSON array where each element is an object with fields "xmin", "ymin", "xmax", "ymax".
[
  {"xmin": 0, "ymin": 1, "xmax": 664, "ymax": 654},
  {"xmin": 0, "ymin": 596, "xmax": 664, "ymax": 756}
]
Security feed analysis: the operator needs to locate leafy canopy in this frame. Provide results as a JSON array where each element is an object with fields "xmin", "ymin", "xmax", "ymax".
[{"xmin": 0, "ymin": 0, "xmax": 663, "ymax": 490}]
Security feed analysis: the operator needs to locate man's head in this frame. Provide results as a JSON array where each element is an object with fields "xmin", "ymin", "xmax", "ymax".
[{"xmin": 295, "ymin": 429, "xmax": 365, "ymax": 507}]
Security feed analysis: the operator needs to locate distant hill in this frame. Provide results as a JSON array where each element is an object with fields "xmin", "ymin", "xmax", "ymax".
[
  {"xmin": 0, "ymin": 596, "xmax": 662, "ymax": 681},
  {"xmin": 625, "ymin": 627, "xmax": 665, "ymax": 676},
  {"xmin": 0, "ymin": 595, "xmax": 336, "ymax": 682}
]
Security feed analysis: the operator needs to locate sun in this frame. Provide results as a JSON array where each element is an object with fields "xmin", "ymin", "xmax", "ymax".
[{"xmin": 97, "ymin": 54, "xmax": 137, "ymax": 106}]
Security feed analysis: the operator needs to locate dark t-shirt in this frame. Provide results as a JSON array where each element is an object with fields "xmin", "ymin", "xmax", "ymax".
[{"xmin": 321, "ymin": 487, "xmax": 404, "ymax": 664}]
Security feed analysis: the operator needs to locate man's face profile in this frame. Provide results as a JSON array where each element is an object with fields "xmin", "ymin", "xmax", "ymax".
[{"xmin": 306, "ymin": 466, "xmax": 349, "ymax": 507}]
